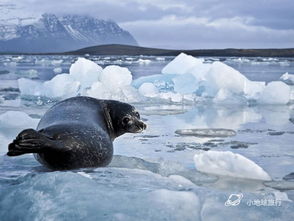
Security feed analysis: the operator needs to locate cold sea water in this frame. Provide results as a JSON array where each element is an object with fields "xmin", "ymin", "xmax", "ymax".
[{"xmin": 0, "ymin": 55, "xmax": 294, "ymax": 220}]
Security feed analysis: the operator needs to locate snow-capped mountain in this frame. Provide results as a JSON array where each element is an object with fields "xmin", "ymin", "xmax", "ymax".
[{"xmin": 0, "ymin": 14, "xmax": 138, "ymax": 53}]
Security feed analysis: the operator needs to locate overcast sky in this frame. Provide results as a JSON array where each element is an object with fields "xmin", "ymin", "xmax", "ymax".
[{"xmin": 1, "ymin": 0, "xmax": 294, "ymax": 49}]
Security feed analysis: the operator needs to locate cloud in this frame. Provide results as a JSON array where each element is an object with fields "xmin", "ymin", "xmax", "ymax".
[
  {"xmin": 1, "ymin": 0, "xmax": 293, "ymax": 48},
  {"xmin": 120, "ymin": 15, "xmax": 294, "ymax": 49}
]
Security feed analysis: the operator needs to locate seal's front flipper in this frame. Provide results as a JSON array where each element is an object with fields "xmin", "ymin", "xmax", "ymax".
[{"xmin": 7, "ymin": 129, "xmax": 54, "ymax": 156}]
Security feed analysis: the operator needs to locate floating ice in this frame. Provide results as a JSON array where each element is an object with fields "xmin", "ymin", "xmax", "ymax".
[
  {"xmin": 43, "ymin": 74, "xmax": 81, "ymax": 98},
  {"xmin": 69, "ymin": 57, "xmax": 102, "ymax": 91},
  {"xmin": 175, "ymin": 128, "xmax": 236, "ymax": 137},
  {"xmin": 194, "ymin": 151, "xmax": 271, "ymax": 181},
  {"xmin": 162, "ymin": 53, "xmax": 203, "ymax": 75},
  {"xmin": 172, "ymin": 74, "xmax": 198, "ymax": 94},
  {"xmin": 18, "ymin": 78, "xmax": 43, "ymax": 97},
  {"xmin": 280, "ymin": 72, "xmax": 294, "ymax": 85},
  {"xmin": 205, "ymin": 61, "xmax": 249, "ymax": 96},
  {"xmin": 16, "ymin": 54, "xmax": 294, "ymax": 105},
  {"xmin": 258, "ymin": 81, "xmax": 290, "ymax": 104},
  {"xmin": 0, "ymin": 111, "xmax": 38, "ymax": 128},
  {"xmin": 87, "ymin": 65, "xmax": 140, "ymax": 102},
  {"xmin": 53, "ymin": 67, "xmax": 62, "ymax": 74},
  {"xmin": 19, "ymin": 69, "xmax": 38, "ymax": 78},
  {"xmin": 0, "ymin": 169, "xmax": 201, "ymax": 221},
  {"xmin": 100, "ymin": 65, "xmax": 132, "ymax": 88},
  {"xmin": 264, "ymin": 180, "xmax": 294, "ymax": 191},
  {"xmin": 51, "ymin": 59, "xmax": 63, "ymax": 66},
  {"xmin": 138, "ymin": 83, "xmax": 159, "ymax": 97},
  {"xmin": 213, "ymin": 88, "xmax": 246, "ymax": 105},
  {"xmin": 18, "ymin": 75, "xmax": 80, "ymax": 99},
  {"xmin": 137, "ymin": 59, "xmax": 152, "ymax": 65}
]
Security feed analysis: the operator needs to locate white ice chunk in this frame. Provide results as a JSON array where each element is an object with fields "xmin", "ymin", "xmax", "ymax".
[
  {"xmin": 244, "ymin": 81, "xmax": 266, "ymax": 99},
  {"xmin": 258, "ymin": 81, "xmax": 290, "ymax": 104},
  {"xmin": 194, "ymin": 151, "xmax": 271, "ymax": 181},
  {"xmin": 43, "ymin": 74, "xmax": 80, "ymax": 99},
  {"xmin": 0, "ymin": 111, "xmax": 38, "ymax": 128},
  {"xmin": 87, "ymin": 65, "xmax": 139, "ymax": 102},
  {"xmin": 69, "ymin": 57, "xmax": 102, "ymax": 90},
  {"xmin": 53, "ymin": 67, "xmax": 62, "ymax": 74},
  {"xmin": 86, "ymin": 81, "xmax": 110, "ymax": 100},
  {"xmin": 162, "ymin": 53, "xmax": 203, "ymax": 75},
  {"xmin": 213, "ymin": 88, "xmax": 246, "ymax": 105},
  {"xmin": 18, "ymin": 78, "xmax": 43, "ymax": 96},
  {"xmin": 51, "ymin": 59, "xmax": 63, "ymax": 66},
  {"xmin": 137, "ymin": 59, "xmax": 152, "ymax": 65},
  {"xmin": 138, "ymin": 83, "xmax": 159, "ymax": 97},
  {"xmin": 150, "ymin": 189, "xmax": 200, "ymax": 220},
  {"xmin": 19, "ymin": 69, "xmax": 38, "ymax": 78},
  {"xmin": 100, "ymin": 65, "xmax": 132, "ymax": 88},
  {"xmin": 19, "ymin": 75, "xmax": 80, "ymax": 99},
  {"xmin": 159, "ymin": 92, "xmax": 183, "ymax": 103},
  {"xmin": 175, "ymin": 128, "xmax": 236, "ymax": 137},
  {"xmin": 205, "ymin": 61, "xmax": 249, "ymax": 96},
  {"xmin": 87, "ymin": 82, "xmax": 141, "ymax": 102},
  {"xmin": 172, "ymin": 74, "xmax": 198, "ymax": 94},
  {"xmin": 280, "ymin": 72, "xmax": 294, "ymax": 85}
]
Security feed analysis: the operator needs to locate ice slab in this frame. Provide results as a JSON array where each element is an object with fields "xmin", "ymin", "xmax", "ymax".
[
  {"xmin": 0, "ymin": 169, "xmax": 201, "ymax": 221},
  {"xmin": 162, "ymin": 53, "xmax": 203, "ymax": 75},
  {"xmin": 138, "ymin": 83, "xmax": 159, "ymax": 97},
  {"xmin": 16, "ymin": 54, "xmax": 294, "ymax": 105},
  {"xmin": 258, "ymin": 81, "xmax": 290, "ymax": 104},
  {"xmin": 194, "ymin": 151, "xmax": 271, "ymax": 181},
  {"xmin": 18, "ymin": 75, "xmax": 80, "ymax": 99},
  {"xmin": 0, "ymin": 111, "xmax": 38, "ymax": 129},
  {"xmin": 100, "ymin": 65, "xmax": 132, "ymax": 88},
  {"xmin": 280, "ymin": 72, "xmax": 294, "ymax": 85},
  {"xmin": 175, "ymin": 128, "xmax": 237, "ymax": 137},
  {"xmin": 69, "ymin": 57, "xmax": 102, "ymax": 90}
]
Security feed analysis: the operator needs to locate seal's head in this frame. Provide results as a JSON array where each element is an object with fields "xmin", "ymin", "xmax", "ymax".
[{"xmin": 105, "ymin": 100, "xmax": 147, "ymax": 138}]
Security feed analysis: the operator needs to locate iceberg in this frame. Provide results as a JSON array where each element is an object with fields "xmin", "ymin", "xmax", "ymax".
[
  {"xmin": 0, "ymin": 111, "xmax": 39, "ymax": 129},
  {"xmin": 162, "ymin": 53, "xmax": 203, "ymax": 75},
  {"xmin": 18, "ymin": 58, "xmax": 140, "ymax": 102},
  {"xmin": 280, "ymin": 72, "xmax": 294, "ymax": 85},
  {"xmin": 69, "ymin": 57, "xmax": 102, "ymax": 91},
  {"xmin": 175, "ymin": 128, "xmax": 236, "ymax": 137},
  {"xmin": 17, "ymin": 54, "xmax": 294, "ymax": 105},
  {"xmin": 138, "ymin": 83, "xmax": 159, "ymax": 97},
  {"xmin": 194, "ymin": 151, "xmax": 271, "ymax": 181},
  {"xmin": 43, "ymin": 74, "xmax": 81, "ymax": 98},
  {"xmin": 87, "ymin": 65, "xmax": 140, "ymax": 102},
  {"xmin": 258, "ymin": 81, "xmax": 290, "ymax": 104},
  {"xmin": 19, "ymin": 74, "xmax": 80, "ymax": 99},
  {"xmin": 100, "ymin": 65, "xmax": 132, "ymax": 88},
  {"xmin": 53, "ymin": 67, "xmax": 62, "ymax": 74},
  {"xmin": 172, "ymin": 74, "xmax": 198, "ymax": 94},
  {"xmin": 205, "ymin": 61, "xmax": 249, "ymax": 96}
]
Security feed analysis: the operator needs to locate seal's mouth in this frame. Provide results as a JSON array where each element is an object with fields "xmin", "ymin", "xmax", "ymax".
[
  {"xmin": 134, "ymin": 120, "xmax": 147, "ymax": 133},
  {"xmin": 128, "ymin": 120, "xmax": 147, "ymax": 133}
]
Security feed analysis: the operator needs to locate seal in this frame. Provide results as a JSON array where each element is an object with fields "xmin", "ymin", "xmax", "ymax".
[{"xmin": 7, "ymin": 96, "xmax": 146, "ymax": 170}]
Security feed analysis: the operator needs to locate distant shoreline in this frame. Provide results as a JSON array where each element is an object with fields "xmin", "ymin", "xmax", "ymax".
[{"xmin": 1, "ymin": 44, "xmax": 294, "ymax": 57}]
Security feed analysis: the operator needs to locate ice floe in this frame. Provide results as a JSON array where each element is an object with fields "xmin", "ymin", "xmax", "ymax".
[
  {"xmin": 280, "ymin": 72, "xmax": 294, "ymax": 85},
  {"xmin": 175, "ymin": 128, "xmax": 236, "ymax": 137},
  {"xmin": 194, "ymin": 151, "xmax": 271, "ymax": 181},
  {"xmin": 16, "ymin": 53, "xmax": 294, "ymax": 105},
  {"xmin": 0, "ymin": 111, "xmax": 38, "ymax": 129},
  {"xmin": 258, "ymin": 81, "xmax": 290, "ymax": 105}
]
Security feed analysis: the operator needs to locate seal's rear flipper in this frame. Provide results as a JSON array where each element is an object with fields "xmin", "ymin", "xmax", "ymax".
[{"xmin": 7, "ymin": 129, "xmax": 53, "ymax": 156}]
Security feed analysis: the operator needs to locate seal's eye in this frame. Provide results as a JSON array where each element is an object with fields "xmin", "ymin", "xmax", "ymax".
[
  {"xmin": 135, "ymin": 112, "xmax": 140, "ymax": 119},
  {"xmin": 122, "ymin": 117, "xmax": 130, "ymax": 124}
]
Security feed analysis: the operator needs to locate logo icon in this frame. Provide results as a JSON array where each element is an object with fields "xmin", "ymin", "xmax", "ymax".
[{"xmin": 225, "ymin": 193, "xmax": 243, "ymax": 206}]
